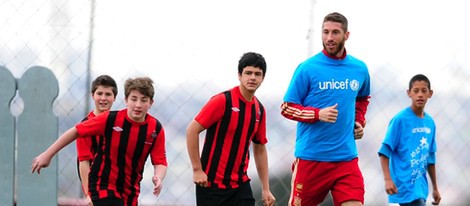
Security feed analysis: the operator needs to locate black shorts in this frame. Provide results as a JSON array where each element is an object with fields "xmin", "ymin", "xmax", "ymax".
[
  {"xmin": 196, "ymin": 181, "xmax": 255, "ymax": 206},
  {"xmin": 93, "ymin": 197, "xmax": 124, "ymax": 206}
]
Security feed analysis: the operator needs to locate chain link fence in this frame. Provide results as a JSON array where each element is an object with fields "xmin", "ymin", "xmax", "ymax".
[{"xmin": 2, "ymin": 0, "xmax": 469, "ymax": 205}]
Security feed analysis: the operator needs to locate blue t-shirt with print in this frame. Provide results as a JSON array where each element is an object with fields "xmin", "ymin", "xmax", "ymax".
[
  {"xmin": 283, "ymin": 51, "xmax": 370, "ymax": 161},
  {"xmin": 378, "ymin": 107, "xmax": 437, "ymax": 204}
]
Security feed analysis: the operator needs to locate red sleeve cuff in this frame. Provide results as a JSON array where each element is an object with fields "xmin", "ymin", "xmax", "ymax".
[
  {"xmin": 355, "ymin": 96, "xmax": 370, "ymax": 127},
  {"xmin": 280, "ymin": 102, "xmax": 320, "ymax": 123}
]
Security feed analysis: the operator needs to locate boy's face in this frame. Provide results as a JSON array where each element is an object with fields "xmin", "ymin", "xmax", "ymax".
[
  {"xmin": 407, "ymin": 80, "xmax": 433, "ymax": 109},
  {"xmin": 92, "ymin": 85, "xmax": 116, "ymax": 114},
  {"xmin": 238, "ymin": 66, "xmax": 264, "ymax": 93},
  {"xmin": 125, "ymin": 90, "xmax": 153, "ymax": 123}
]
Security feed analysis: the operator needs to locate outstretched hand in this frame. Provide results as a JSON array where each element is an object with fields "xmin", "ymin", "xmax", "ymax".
[{"xmin": 31, "ymin": 153, "xmax": 52, "ymax": 174}]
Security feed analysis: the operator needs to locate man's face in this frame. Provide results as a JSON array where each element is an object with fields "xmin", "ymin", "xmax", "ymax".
[{"xmin": 322, "ymin": 21, "xmax": 349, "ymax": 57}]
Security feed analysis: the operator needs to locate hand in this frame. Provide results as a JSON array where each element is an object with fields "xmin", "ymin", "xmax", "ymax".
[
  {"xmin": 85, "ymin": 195, "xmax": 93, "ymax": 206},
  {"xmin": 432, "ymin": 189, "xmax": 441, "ymax": 205},
  {"xmin": 319, "ymin": 104, "xmax": 338, "ymax": 123},
  {"xmin": 354, "ymin": 122, "xmax": 364, "ymax": 140},
  {"xmin": 384, "ymin": 179, "xmax": 398, "ymax": 195},
  {"xmin": 31, "ymin": 153, "xmax": 52, "ymax": 174},
  {"xmin": 261, "ymin": 190, "xmax": 276, "ymax": 206},
  {"xmin": 152, "ymin": 176, "xmax": 163, "ymax": 196},
  {"xmin": 193, "ymin": 169, "xmax": 209, "ymax": 187}
]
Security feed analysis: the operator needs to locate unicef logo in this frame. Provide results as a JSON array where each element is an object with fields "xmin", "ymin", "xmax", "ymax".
[
  {"xmin": 349, "ymin": 79, "xmax": 360, "ymax": 91},
  {"xmin": 318, "ymin": 79, "xmax": 360, "ymax": 91}
]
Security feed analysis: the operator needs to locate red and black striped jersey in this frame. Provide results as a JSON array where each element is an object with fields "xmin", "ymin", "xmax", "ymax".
[
  {"xmin": 76, "ymin": 111, "xmax": 99, "ymax": 162},
  {"xmin": 195, "ymin": 86, "xmax": 267, "ymax": 189},
  {"xmin": 76, "ymin": 109, "xmax": 167, "ymax": 206}
]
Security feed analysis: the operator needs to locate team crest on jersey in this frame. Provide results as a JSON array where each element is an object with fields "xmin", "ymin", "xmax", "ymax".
[
  {"xmin": 113, "ymin": 126, "xmax": 123, "ymax": 132},
  {"xmin": 293, "ymin": 196, "xmax": 302, "ymax": 206},
  {"xmin": 295, "ymin": 183, "xmax": 303, "ymax": 192},
  {"xmin": 350, "ymin": 79, "xmax": 360, "ymax": 91},
  {"xmin": 151, "ymin": 131, "xmax": 157, "ymax": 139}
]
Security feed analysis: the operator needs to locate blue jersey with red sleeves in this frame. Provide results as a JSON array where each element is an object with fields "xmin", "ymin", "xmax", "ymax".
[{"xmin": 283, "ymin": 51, "xmax": 370, "ymax": 161}]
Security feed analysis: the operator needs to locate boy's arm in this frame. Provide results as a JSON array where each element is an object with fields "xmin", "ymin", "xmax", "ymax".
[
  {"xmin": 186, "ymin": 120, "xmax": 209, "ymax": 187},
  {"xmin": 32, "ymin": 127, "xmax": 79, "ymax": 174},
  {"xmin": 78, "ymin": 161, "xmax": 91, "ymax": 197},
  {"xmin": 76, "ymin": 137, "xmax": 94, "ymax": 199},
  {"xmin": 152, "ymin": 164, "xmax": 167, "ymax": 197},
  {"xmin": 379, "ymin": 154, "xmax": 398, "ymax": 195},
  {"xmin": 427, "ymin": 164, "xmax": 441, "ymax": 205},
  {"xmin": 253, "ymin": 143, "xmax": 276, "ymax": 206}
]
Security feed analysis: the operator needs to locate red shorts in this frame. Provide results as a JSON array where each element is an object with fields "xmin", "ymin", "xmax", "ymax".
[{"xmin": 289, "ymin": 158, "xmax": 365, "ymax": 206}]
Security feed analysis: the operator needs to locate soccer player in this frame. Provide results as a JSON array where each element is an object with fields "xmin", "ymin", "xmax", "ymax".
[
  {"xmin": 32, "ymin": 77, "xmax": 167, "ymax": 206},
  {"xmin": 378, "ymin": 74, "xmax": 441, "ymax": 206},
  {"xmin": 186, "ymin": 52, "xmax": 276, "ymax": 206},
  {"xmin": 76, "ymin": 75, "xmax": 117, "ymax": 205},
  {"xmin": 281, "ymin": 12, "xmax": 371, "ymax": 206}
]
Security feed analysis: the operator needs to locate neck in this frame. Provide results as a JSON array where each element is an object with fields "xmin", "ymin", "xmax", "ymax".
[
  {"xmin": 93, "ymin": 109, "xmax": 102, "ymax": 115},
  {"xmin": 410, "ymin": 106, "xmax": 425, "ymax": 118},
  {"xmin": 322, "ymin": 48, "xmax": 347, "ymax": 60},
  {"xmin": 239, "ymin": 86, "xmax": 255, "ymax": 101}
]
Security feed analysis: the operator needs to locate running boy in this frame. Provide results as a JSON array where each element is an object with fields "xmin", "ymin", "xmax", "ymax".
[
  {"xmin": 186, "ymin": 52, "xmax": 275, "ymax": 206},
  {"xmin": 378, "ymin": 74, "xmax": 441, "ymax": 206},
  {"xmin": 32, "ymin": 77, "xmax": 167, "ymax": 206},
  {"xmin": 76, "ymin": 75, "xmax": 117, "ymax": 205}
]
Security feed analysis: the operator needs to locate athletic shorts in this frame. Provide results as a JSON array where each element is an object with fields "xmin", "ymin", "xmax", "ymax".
[
  {"xmin": 92, "ymin": 197, "xmax": 124, "ymax": 206},
  {"xmin": 196, "ymin": 180, "xmax": 255, "ymax": 206},
  {"xmin": 289, "ymin": 158, "xmax": 365, "ymax": 206}
]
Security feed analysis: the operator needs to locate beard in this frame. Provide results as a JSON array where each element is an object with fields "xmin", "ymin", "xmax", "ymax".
[{"xmin": 323, "ymin": 40, "xmax": 345, "ymax": 57}]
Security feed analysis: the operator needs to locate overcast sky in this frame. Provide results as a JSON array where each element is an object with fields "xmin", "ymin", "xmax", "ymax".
[
  {"xmin": 88, "ymin": 0, "xmax": 469, "ymax": 98},
  {"xmin": 2, "ymin": 0, "xmax": 468, "ymax": 96}
]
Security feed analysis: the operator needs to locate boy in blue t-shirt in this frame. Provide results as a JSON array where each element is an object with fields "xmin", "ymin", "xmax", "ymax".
[{"xmin": 378, "ymin": 74, "xmax": 441, "ymax": 206}]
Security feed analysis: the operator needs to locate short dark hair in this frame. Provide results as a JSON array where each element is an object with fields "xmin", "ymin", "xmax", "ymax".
[
  {"xmin": 238, "ymin": 52, "xmax": 267, "ymax": 77},
  {"xmin": 124, "ymin": 77, "xmax": 155, "ymax": 100},
  {"xmin": 409, "ymin": 74, "xmax": 431, "ymax": 90},
  {"xmin": 323, "ymin": 12, "xmax": 348, "ymax": 32},
  {"xmin": 91, "ymin": 75, "xmax": 118, "ymax": 96}
]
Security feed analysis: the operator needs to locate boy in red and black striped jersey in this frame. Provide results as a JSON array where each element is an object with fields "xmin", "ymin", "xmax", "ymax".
[
  {"xmin": 32, "ymin": 77, "xmax": 168, "ymax": 206},
  {"xmin": 76, "ymin": 74, "xmax": 117, "ymax": 205},
  {"xmin": 186, "ymin": 52, "xmax": 276, "ymax": 206}
]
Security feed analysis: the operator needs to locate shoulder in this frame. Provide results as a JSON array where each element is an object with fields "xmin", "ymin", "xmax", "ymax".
[
  {"xmin": 424, "ymin": 112, "xmax": 436, "ymax": 124},
  {"xmin": 389, "ymin": 108, "xmax": 410, "ymax": 123},
  {"xmin": 424, "ymin": 111, "xmax": 434, "ymax": 119},
  {"xmin": 209, "ymin": 90, "xmax": 229, "ymax": 104},
  {"xmin": 254, "ymin": 96, "xmax": 264, "ymax": 108},
  {"xmin": 300, "ymin": 52, "xmax": 325, "ymax": 66},
  {"xmin": 346, "ymin": 55, "xmax": 368, "ymax": 70},
  {"xmin": 397, "ymin": 107, "xmax": 412, "ymax": 118}
]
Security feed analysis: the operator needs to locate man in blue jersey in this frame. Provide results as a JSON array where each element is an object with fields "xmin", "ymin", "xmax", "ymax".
[
  {"xmin": 378, "ymin": 74, "xmax": 441, "ymax": 206},
  {"xmin": 281, "ymin": 12, "xmax": 370, "ymax": 206}
]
